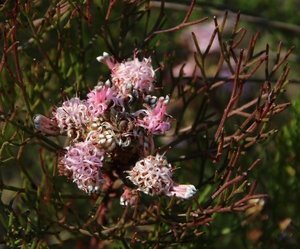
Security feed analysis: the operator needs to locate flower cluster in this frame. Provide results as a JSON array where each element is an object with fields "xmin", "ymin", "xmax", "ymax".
[
  {"xmin": 53, "ymin": 97, "xmax": 90, "ymax": 140},
  {"xmin": 97, "ymin": 53, "xmax": 155, "ymax": 98},
  {"xmin": 58, "ymin": 141, "xmax": 104, "ymax": 194},
  {"xmin": 127, "ymin": 154, "xmax": 196, "ymax": 198},
  {"xmin": 34, "ymin": 53, "xmax": 196, "ymax": 204}
]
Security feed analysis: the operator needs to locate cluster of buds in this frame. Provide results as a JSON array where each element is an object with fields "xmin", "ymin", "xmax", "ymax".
[{"xmin": 34, "ymin": 53, "xmax": 196, "ymax": 203}]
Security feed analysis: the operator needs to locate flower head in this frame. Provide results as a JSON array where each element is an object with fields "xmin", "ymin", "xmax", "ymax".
[
  {"xmin": 111, "ymin": 57, "xmax": 155, "ymax": 96},
  {"xmin": 53, "ymin": 98, "xmax": 90, "ymax": 140},
  {"xmin": 127, "ymin": 154, "xmax": 173, "ymax": 196},
  {"xmin": 135, "ymin": 97, "xmax": 171, "ymax": 134},
  {"xmin": 127, "ymin": 154, "xmax": 196, "ymax": 199},
  {"xmin": 87, "ymin": 86, "xmax": 118, "ymax": 117},
  {"xmin": 59, "ymin": 141, "xmax": 104, "ymax": 194}
]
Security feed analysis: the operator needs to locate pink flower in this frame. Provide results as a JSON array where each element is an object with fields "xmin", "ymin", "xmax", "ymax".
[
  {"xmin": 59, "ymin": 141, "xmax": 104, "ymax": 194},
  {"xmin": 127, "ymin": 154, "xmax": 173, "ymax": 196},
  {"xmin": 111, "ymin": 57, "xmax": 155, "ymax": 96},
  {"xmin": 127, "ymin": 154, "xmax": 196, "ymax": 199},
  {"xmin": 33, "ymin": 114, "xmax": 59, "ymax": 135},
  {"xmin": 53, "ymin": 97, "xmax": 90, "ymax": 139},
  {"xmin": 135, "ymin": 97, "xmax": 171, "ymax": 134},
  {"xmin": 97, "ymin": 53, "xmax": 155, "ymax": 97},
  {"xmin": 87, "ymin": 86, "xmax": 119, "ymax": 117}
]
